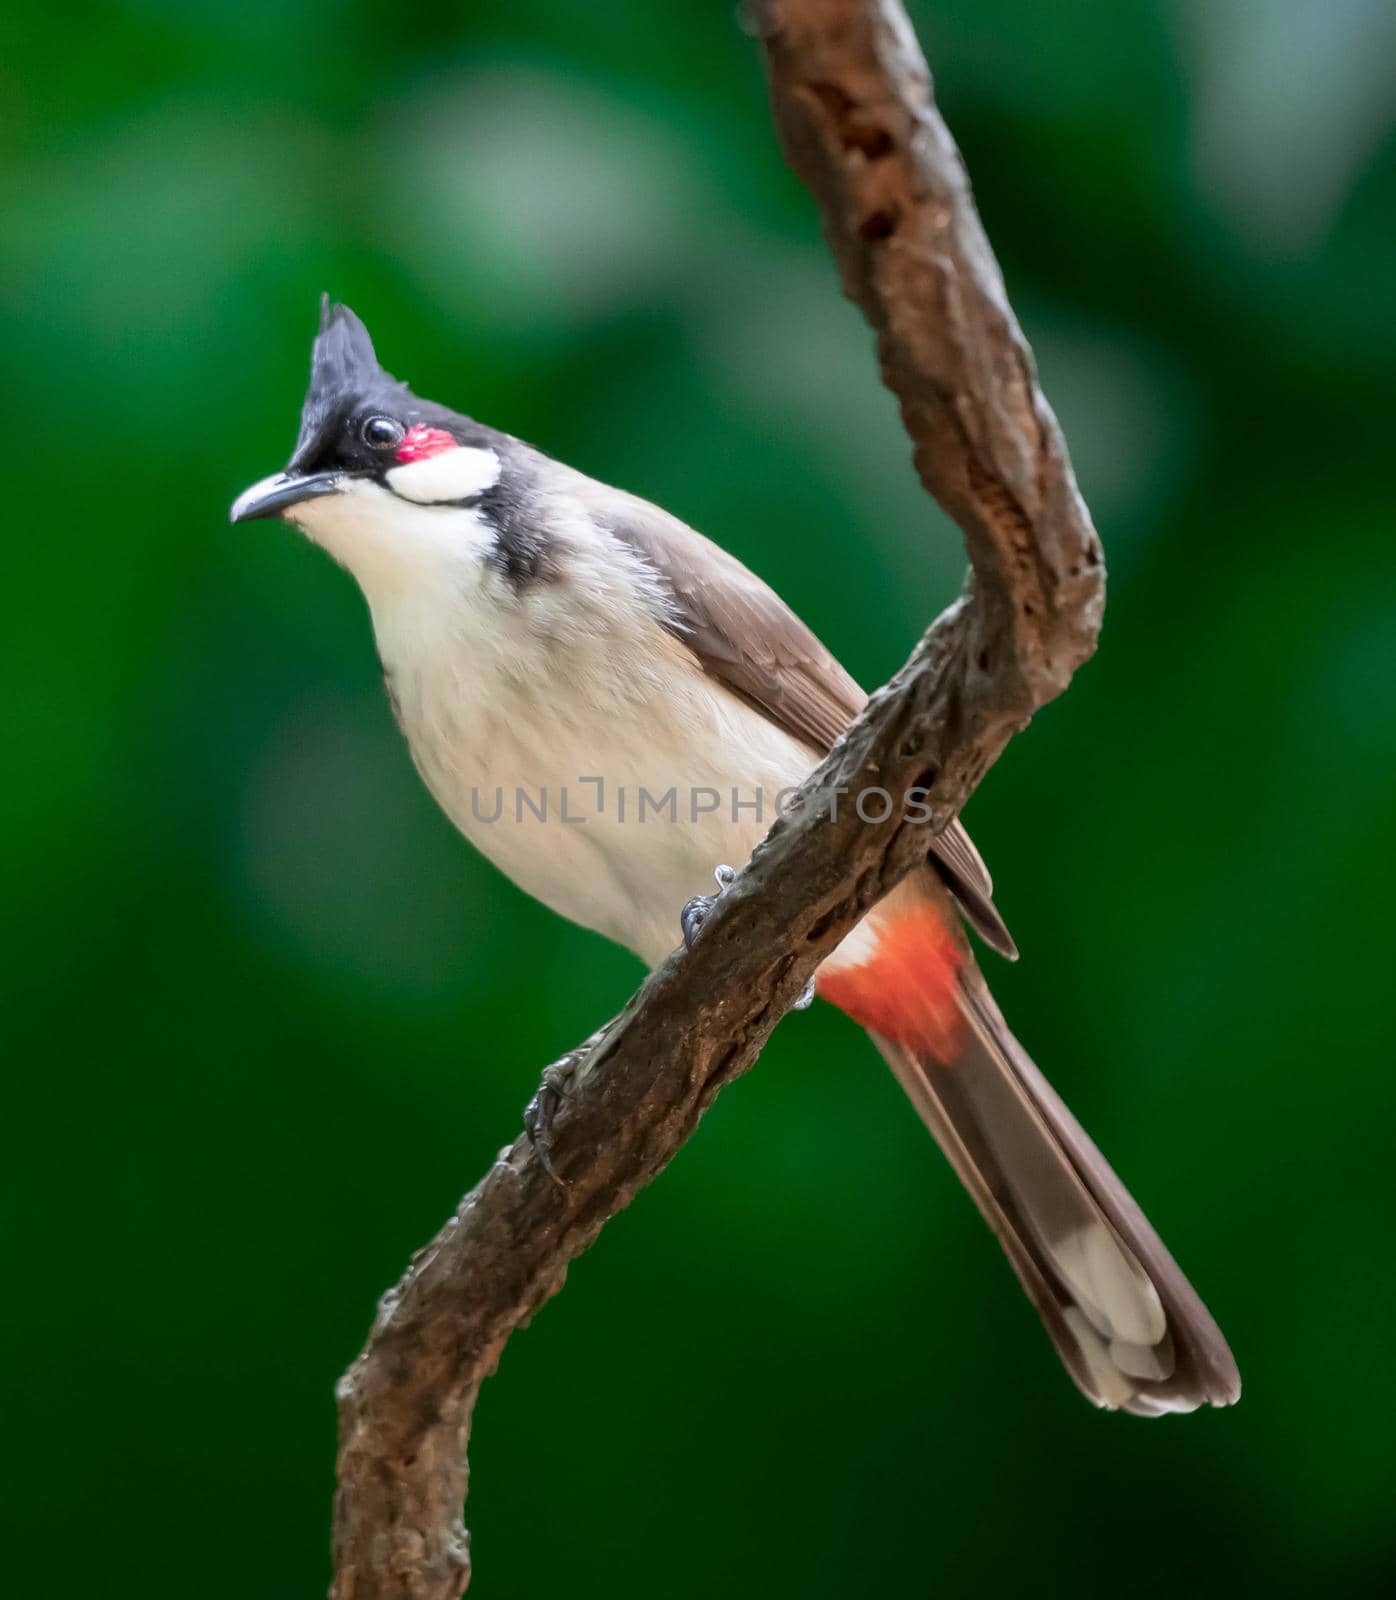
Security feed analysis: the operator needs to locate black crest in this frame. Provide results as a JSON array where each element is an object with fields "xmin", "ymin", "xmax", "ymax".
[{"xmin": 290, "ymin": 297, "xmax": 410, "ymax": 471}]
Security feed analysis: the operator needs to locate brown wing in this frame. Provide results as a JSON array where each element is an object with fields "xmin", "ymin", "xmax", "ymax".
[
  {"xmin": 576, "ymin": 479, "xmax": 864, "ymax": 750},
  {"xmin": 568, "ymin": 474, "xmax": 1016, "ymax": 958}
]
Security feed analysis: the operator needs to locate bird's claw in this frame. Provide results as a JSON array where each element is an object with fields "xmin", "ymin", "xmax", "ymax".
[
  {"xmin": 681, "ymin": 864, "xmax": 737, "ymax": 950},
  {"xmin": 523, "ymin": 1019, "xmax": 616, "ymax": 1187},
  {"xmin": 523, "ymin": 1053, "xmax": 581, "ymax": 1189},
  {"xmin": 791, "ymin": 977, "xmax": 816, "ymax": 1011}
]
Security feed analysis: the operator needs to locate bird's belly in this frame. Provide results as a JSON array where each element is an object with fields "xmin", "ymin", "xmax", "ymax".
[{"xmin": 391, "ymin": 648, "xmax": 817, "ymax": 966}]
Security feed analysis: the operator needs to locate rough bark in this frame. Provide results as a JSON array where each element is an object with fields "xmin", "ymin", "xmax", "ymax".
[{"xmin": 329, "ymin": 2, "xmax": 1105, "ymax": 1593}]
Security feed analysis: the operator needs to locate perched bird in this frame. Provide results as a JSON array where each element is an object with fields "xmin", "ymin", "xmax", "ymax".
[{"xmin": 232, "ymin": 299, "xmax": 1240, "ymax": 1416}]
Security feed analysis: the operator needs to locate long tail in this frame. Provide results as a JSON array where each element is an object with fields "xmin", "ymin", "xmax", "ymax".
[{"xmin": 816, "ymin": 878, "xmax": 1240, "ymax": 1415}]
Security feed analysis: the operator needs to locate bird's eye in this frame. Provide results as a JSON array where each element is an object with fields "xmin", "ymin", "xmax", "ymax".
[{"xmin": 361, "ymin": 415, "xmax": 405, "ymax": 450}]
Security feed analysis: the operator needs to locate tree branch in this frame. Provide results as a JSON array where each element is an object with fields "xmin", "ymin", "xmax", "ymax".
[{"xmin": 328, "ymin": 2, "xmax": 1104, "ymax": 1594}]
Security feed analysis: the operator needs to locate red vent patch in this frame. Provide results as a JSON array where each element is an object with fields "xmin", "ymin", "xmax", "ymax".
[{"xmin": 816, "ymin": 902, "xmax": 965, "ymax": 1059}]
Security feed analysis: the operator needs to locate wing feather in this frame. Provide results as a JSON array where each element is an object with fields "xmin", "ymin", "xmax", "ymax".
[{"xmin": 566, "ymin": 472, "xmax": 1014, "ymax": 954}]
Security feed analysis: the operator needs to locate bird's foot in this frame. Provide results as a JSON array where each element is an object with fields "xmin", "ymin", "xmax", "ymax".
[
  {"xmin": 523, "ymin": 1021, "xmax": 613, "ymax": 1187},
  {"xmin": 791, "ymin": 976, "xmax": 816, "ymax": 1011},
  {"xmin": 523, "ymin": 1055, "xmax": 580, "ymax": 1188},
  {"xmin": 681, "ymin": 864, "xmax": 737, "ymax": 950}
]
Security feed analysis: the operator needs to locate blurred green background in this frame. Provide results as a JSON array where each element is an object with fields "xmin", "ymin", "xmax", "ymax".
[{"xmin": 4, "ymin": 1, "xmax": 1394, "ymax": 1594}]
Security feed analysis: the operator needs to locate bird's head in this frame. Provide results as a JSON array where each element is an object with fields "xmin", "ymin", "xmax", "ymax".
[{"xmin": 230, "ymin": 298, "xmax": 507, "ymax": 593}]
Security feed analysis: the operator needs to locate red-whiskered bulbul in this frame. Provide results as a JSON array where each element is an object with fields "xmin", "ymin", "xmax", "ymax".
[{"xmin": 231, "ymin": 300, "xmax": 1240, "ymax": 1416}]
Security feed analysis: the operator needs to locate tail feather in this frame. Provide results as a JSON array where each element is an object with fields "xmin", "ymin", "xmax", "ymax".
[
  {"xmin": 871, "ymin": 976, "xmax": 1239, "ymax": 1415},
  {"xmin": 819, "ymin": 879, "xmax": 1239, "ymax": 1415}
]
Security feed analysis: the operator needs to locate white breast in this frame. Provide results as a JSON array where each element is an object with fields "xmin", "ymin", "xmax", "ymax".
[{"xmin": 296, "ymin": 483, "xmax": 818, "ymax": 967}]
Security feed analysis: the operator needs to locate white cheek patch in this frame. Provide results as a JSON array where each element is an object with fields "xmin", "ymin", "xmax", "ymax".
[{"xmin": 386, "ymin": 446, "xmax": 501, "ymax": 505}]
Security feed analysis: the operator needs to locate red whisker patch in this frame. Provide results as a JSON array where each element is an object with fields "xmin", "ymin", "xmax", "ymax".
[
  {"xmin": 395, "ymin": 426, "xmax": 458, "ymax": 464},
  {"xmin": 816, "ymin": 903, "xmax": 964, "ymax": 1059}
]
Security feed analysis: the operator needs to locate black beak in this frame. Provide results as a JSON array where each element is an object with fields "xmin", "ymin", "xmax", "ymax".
[{"xmin": 229, "ymin": 470, "xmax": 344, "ymax": 524}]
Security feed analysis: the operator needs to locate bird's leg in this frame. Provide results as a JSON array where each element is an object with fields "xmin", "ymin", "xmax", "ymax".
[
  {"xmin": 681, "ymin": 864, "xmax": 737, "ymax": 950},
  {"xmin": 523, "ymin": 1018, "xmax": 615, "ymax": 1186},
  {"xmin": 682, "ymin": 865, "xmax": 817, "ymax": 1011}
]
